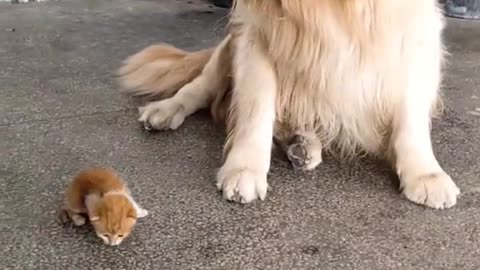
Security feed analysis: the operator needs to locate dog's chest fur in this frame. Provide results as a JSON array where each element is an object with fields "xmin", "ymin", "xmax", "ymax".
[{"xmin": 232, "ymin": 0, "xmax": 443, "ymax": 154}]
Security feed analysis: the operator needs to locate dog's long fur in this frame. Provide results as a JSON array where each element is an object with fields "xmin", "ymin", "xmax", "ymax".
[{"xmin": 118, "ymin": 0, "xmax": 460, "ymax": 209}]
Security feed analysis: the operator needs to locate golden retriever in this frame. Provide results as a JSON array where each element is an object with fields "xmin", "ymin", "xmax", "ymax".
[{"xmin": 117, "ymin": 0, "xmax": 460, "ymax": 209}]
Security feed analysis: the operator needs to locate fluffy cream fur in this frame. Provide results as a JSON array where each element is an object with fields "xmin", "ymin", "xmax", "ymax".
[{"xmin": 118, "ymin": 0, "xmax": 460, "ymax": 209}]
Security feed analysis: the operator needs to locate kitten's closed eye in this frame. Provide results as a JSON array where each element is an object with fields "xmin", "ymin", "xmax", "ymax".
[{"xmin": 118, "ymin": 234, "xmax": 124, "ymax": 238}]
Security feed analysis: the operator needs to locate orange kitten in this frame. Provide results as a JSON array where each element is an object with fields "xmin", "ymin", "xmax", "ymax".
[{"xmin": 63, "ymin": 167, "xmax": 148, "ymax": 246}]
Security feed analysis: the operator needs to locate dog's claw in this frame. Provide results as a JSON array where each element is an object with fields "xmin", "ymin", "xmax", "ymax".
[
  {"xmin": 287, "ymin": 135, "xmax": 311, "ymax": 170},
  {"xmin": 288, "ymin": 143, "xmax": 310, "ymax": 169},
  {"xmin": 140, "ymin": 120, "xmax": 153, "ymax": 131}
]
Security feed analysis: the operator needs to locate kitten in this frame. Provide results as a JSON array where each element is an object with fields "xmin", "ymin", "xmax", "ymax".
[{"xmin": 63, "ymin": 167, "xmax": 148, "ymax": 246}]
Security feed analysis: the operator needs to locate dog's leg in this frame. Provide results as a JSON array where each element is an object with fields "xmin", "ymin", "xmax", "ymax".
[
  {"xmin": 393, "ymin": 104, "xmax": 460, "ymax": 209},
  {"xmin": 392, "ymin": 30, "xmax": 460, "ymax": 209},
  {"xmin": 139, "ymin": 37, "xmax": 230, "ymax": 131},
  {"xmin": 216, "ymin": 32, "xmax": 277, "ymax": 203},
  {"xmin": 138, "ymin": 76, "xmax": 207, "ymax": 131},
  {"xmin": 283, "ymin": 131, "xmax": 323, "ymax": 171},
  {"xmin": 393, "ymin": 101, "xmax": 460, "ymax": 209}
]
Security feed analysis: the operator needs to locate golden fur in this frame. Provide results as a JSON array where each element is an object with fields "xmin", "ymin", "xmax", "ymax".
[
  {"xmin": 63, "ymin": 167, "xmax": 148, "ymax": 245},
  {"xmin": 118, "ymin": 0, "xmax": 460, "ymax": 209}
]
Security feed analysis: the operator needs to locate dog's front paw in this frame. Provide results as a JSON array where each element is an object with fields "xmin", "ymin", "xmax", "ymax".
[
  {"xmin": 216, "ymin": 168, "xmax": 268, "ymax": 203},
  {"xmin": 401, "ymin": 171, "xmax": 460, "ymax": 209},
  {"xmin": 138, "ymin": 99, "xmax": 186, "ymax": 131}
]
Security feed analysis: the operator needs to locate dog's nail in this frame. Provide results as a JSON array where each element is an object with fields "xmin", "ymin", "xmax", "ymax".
[{"xmin": 141, "ymin": 120, "xmax": 153, "ymax": 131}]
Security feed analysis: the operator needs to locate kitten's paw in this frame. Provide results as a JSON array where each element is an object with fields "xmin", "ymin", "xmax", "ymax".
[
  {"xmin": 287, "ymin": 135, "xmax": 322, "ymax": 171},
  {"xmin": 58, "ymin": 209, "xmax": 70, "ymax": 225},
  {"xmin": 71, "ymin": 214, "xmax": 86, "ymax": 226},
  {"xmin": 216, "ymin": 168, "xmax": 268, "ymax": 203},
  {"xmin": 401, "ymin": 171, "xmax": 460, "ymax": 209},
  {"xmin": 138, "ymin": 99, "xmax": 186, "ymax": 131},
  {"xmin": 137, "ymin": 209, "xmax": 148, "ymax": 218}
]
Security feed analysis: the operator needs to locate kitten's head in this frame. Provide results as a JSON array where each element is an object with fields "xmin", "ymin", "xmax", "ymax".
[{"xmin": 89, "ymin": 194, "xmax": 137, "ymax": 246}]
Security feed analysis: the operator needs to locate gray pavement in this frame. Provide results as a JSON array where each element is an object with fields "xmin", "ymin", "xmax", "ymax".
[{"xmin": 1, "ymin": 1, "xmax": 479, "ymax": 269}]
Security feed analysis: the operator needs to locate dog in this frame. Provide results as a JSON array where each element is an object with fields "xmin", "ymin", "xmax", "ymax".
[{"xmin": 117, "ymin": 0, "xmax": 460, "ymax": 209}]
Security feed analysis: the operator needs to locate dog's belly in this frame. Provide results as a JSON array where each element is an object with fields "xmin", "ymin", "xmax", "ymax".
[
  {"xmin": 271, "ymin": 46, "xmax": 400, "ymax": 154},
  {"xmin": 242, "ymin": 0, "xmax": 441, "ymax": 154}
]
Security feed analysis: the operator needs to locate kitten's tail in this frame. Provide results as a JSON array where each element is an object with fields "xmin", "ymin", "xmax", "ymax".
[{"xmin": 116, "ymin": 44, "xmax": 214, "ymax": 99}]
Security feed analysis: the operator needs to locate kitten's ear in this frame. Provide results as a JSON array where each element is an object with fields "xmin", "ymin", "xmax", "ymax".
[
  {"xmin": 126, "ymin": 208, "xmax": 137, "ymax": 219},
  {"xmin": 89, "ymin": 216, "xmax": 100, "ymax": 222}
]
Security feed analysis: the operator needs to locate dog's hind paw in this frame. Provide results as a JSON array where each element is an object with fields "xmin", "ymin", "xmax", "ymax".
[
  {"xmin": 138, "ymin": 99, "xmax": 186, "ymax": 131},
  {"xmin": 286, "ymin": 134, "xmax": 323, "ymax": 171}
]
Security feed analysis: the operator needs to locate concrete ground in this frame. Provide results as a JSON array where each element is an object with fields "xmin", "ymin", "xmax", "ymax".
[{"xmin": 0, "ymin": 1, "xmax": 479, "ymax": 269}]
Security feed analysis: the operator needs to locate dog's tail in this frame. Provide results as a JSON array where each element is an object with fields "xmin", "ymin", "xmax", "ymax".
[{"xmin": 117, "ymin": 44, "xmax": 214, "ymax": 99}]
